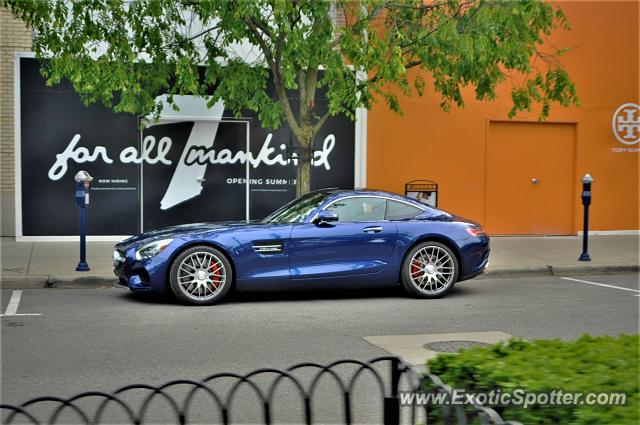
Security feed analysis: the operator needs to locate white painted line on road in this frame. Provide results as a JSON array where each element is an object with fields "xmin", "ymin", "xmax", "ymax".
[
  {"xmin": 1, "ymin": 290, "xmax": 42, "ymax": 317},
  {"xmin": 4, "ymin": 290, "xmax": 22, "ymax": 315},
  {"xmin": 561, "ymin": 277, "xmax": 640, "ymax": 294}
]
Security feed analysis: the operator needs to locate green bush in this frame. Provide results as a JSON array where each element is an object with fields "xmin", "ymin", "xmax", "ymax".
[{"xmin": 427, "ymin": 334, "xmax": 639, "ymax": 424}]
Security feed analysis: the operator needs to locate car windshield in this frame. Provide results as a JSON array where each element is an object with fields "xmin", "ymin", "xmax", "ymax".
[{"xmin": 262, "ymin": 192, "xmax": 330, "ymax": 224}]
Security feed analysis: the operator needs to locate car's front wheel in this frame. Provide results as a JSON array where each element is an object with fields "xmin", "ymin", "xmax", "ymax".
[
  {"xmin": 401, "ymin": 241, "xmax": 459, "ymax": 298},
  {"xmin": 169, "ymin": 245, "xmax": 233, "ymax": 305}
]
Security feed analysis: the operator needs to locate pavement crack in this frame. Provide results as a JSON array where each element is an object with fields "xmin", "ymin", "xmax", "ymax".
[{"xmin": 26, "ymin": 242, "xmax": 35, "ymax": 276}]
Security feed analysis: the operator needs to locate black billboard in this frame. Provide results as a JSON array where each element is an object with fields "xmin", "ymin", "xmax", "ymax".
[
  {"xmin": 20, "ymin": 58, "xmax": 141, "ymax": 236},
  {"xmin": 18, "ymin": 57, "xmax": 355, "ymax": 236}
]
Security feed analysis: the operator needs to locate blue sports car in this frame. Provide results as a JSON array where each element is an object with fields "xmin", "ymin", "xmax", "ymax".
[{"xmin": 114, "ymin": 189, "xmax": 489, "ymax": 305}]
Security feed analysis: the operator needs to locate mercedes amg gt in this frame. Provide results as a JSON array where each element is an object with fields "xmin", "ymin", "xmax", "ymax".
[{"xmin": 114, "ymin": 189, "xmax": 489, "ymax": 305}]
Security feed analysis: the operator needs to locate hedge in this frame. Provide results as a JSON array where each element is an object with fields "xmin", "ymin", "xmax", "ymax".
[{"xmin": 427, "ymin": 334, "xmax": 639, "ymax": 424}]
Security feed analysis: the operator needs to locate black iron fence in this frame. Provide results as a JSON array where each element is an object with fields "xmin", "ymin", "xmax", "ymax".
[{"xmin": 1, "ymin": 356, "xmax": 521, "ymax": 425}]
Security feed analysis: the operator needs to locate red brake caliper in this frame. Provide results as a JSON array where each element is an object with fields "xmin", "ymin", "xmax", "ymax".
[
  {"xmin": 210, "ymin": 261, "xmax": 220, "ymax": 288},
  {"xmin": 411, "ymin": 260, "xmax": 421, "ymax": 276}
]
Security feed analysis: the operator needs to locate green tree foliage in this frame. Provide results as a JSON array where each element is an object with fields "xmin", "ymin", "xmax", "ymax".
[
  {"xmin": 428, "ymin": 334, "xmax": 639, "ymax": 424},
  {"xmin": 4, "ymin": 0, "xmax": 578, "ymax": 195}
]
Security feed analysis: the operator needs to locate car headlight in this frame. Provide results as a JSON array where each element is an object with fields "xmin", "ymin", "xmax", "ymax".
[
  {"xmin": 135, "ymin": 238, "xmax": 174, "ymax": 261},
  {"xmin": 113, "ymin": 249, "xmax": 125, "ymax": 264}
]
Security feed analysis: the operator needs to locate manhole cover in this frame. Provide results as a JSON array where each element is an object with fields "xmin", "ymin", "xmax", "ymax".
[{"xmin": 424, "ymin": 340, "xmax": 490, "ymax": 352}]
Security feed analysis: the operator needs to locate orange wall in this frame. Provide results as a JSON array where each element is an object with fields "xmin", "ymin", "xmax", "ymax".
[{"xmin": 366, "ymin": 1, "xmax": 639, "ymax": 233}]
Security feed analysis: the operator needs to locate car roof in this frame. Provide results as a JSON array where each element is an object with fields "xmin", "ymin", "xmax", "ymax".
[
  {"xmin": 312, "ymin": 188, "xmax": 427, "ymax": 207},
  {"xmin": 310, "ymin": 187, "xmax": 396, "ymax": 195}
]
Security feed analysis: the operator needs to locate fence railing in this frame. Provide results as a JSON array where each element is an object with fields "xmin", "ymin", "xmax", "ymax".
[{"xmin": 1, "ymin": 356, "xmax": 521, "ymax": 425}]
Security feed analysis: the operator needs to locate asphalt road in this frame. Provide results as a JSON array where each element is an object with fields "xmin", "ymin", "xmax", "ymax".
[{"xmin": 1, "ymin": 273, "xmax": 638, "ymax": 423}]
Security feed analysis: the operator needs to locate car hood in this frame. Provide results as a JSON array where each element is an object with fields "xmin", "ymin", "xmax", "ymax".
[{"xmin": 116, "ymin": 221, "xmax": 255, "ymax": 250}]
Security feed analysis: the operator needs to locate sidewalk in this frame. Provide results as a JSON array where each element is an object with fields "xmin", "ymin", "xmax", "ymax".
[{"xmin": 0, "ymin": 235, "xmax": 638, "ymax": 288}]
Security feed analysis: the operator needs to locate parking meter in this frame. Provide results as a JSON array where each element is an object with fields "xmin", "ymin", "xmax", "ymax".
[
  {"xmin": 579, "ymin": 174, "xmax": 593, "ymax": 261},
  {"xmin": 581, "ymin": 174, "xmax": 592, "ymax": 207},
  {"xmin": 75, "ymin": 177, "xmax": 92, "ymax": 207},
  {"xmin": 74, "ymin": 170, "xmax": 93, "ymax": 271}
]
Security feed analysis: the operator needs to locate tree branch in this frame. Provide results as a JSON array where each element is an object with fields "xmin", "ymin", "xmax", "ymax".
[
  {"xmin": 297, "ymin": 67, "xmax": 307, "ymax": 103},
  {"xmin": 366, "ymin": 0, "xmax": 480, "ymax": 86},
  {"xmin": 249, "ymin": 16, "xmax": 273, "ymax": 38},
  {"xmin": 163, "ymin": 24, "xmax": 219, "ymax": 50},
  {"xmin": 312, "ymin": 110, "xmax": 330, "ymax": 134},
  {"xmin": 244, "ymin": 17, "xmax": 302, "ymax": 138}
]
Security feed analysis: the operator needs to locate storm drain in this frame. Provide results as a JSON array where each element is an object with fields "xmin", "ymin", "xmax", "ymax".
[{"xmin": 423, "ymin": 340, "xmax": 490, "ymax": 353}]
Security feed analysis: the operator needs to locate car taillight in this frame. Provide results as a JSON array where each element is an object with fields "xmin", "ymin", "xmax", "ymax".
[{"xmin": 466, "ymin": 226, "xmax": 487, "ymax": 237}]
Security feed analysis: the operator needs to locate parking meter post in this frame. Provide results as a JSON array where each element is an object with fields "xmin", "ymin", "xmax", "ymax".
[
  {"xmin": 76, "ymin": 189, "xmax": 89, "ymax": 271},
  {"xmin": 579, "ymin": 174, "xmax": 593, "ymax": 262},
  {"xmin": 74, "ymin": 171, "xmax": 93, "ymax": 272}
]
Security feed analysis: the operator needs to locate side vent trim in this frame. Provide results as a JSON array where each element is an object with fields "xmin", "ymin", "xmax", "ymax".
[{"xmin": 252, "ymin": 240, "xmax": 284, "ymax": 255}]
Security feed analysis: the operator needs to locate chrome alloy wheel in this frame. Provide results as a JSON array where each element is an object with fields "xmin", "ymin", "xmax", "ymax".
[
  {"xmin": 408, "ymin": 245, "xmax": 455, "ymax": 295},
  {"xmin": 176, "ymin": 251, "xmax": 226, "ymax": 301}
]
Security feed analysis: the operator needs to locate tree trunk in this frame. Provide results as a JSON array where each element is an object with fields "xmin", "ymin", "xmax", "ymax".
[
  {"xmin": 289, "ymin": 66, "xmax": 320, "ymax": 198},
  {"xmin": 295, "ymin": 112, "xmax": 318, "ymax": 196},
  {"xmin": 296, "ymin": 156, "xmax": 312, "ymax": 197}
]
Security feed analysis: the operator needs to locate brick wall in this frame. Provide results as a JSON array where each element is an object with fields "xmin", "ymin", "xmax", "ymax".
[{"xmin": 1, "ymin": 9, "xmax": 32, "ymax": 236}]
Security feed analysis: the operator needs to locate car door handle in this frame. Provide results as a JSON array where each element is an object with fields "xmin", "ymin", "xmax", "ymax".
[{"xmin": 363, "ymin": 226, "xmax": 383, "ymax": 233}]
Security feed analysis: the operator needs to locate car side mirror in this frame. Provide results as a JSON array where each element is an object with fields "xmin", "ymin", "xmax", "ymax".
[{"xmin": 314, "ymin": 210, "xmax": 339, "ymax": 225}]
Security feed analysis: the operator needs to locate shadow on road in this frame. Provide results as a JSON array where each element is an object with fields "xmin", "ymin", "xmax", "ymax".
[{"xmin": 117, "ymin": 283, "xmax": 474, "ymax": 305}]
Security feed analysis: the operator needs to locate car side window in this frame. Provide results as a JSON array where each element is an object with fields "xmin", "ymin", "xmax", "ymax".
[
  {"xmin": 385, "ymin": 200, "xmax": 423, "ymax": 220},
  {"xmin": 326, "ymin": 197, "xmax": 386, "ymax": 222}
]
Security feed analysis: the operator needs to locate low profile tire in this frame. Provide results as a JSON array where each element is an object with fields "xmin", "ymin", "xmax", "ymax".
[
  {"xmin": 401, "ymin": 241, "xmax": 459, "ymax": 298},
  {"xmin": 169, "ymin": 245, "xmax": 233, "ymax": 305}
]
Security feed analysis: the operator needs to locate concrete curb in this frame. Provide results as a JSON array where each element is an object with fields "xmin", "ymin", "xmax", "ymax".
[
  {"xmin": 0, "ymin": 275, "xmax": 118, "ymax": 289},
  {"xmin": 0, "ymin": 265, "xmax": 637, "ymax": 289},
  {"xmin": 479, "ymin": 266, "xmax": 552, "ymax": 278},
  {"xmin": 479, "ymin": 264, "xmax": 640, "ymax": 279}
]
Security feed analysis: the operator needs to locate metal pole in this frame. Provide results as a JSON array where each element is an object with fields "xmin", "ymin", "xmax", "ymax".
[
  {"xmin": 579, "ymin": 203, "xmax": 590, "ymax": 261},
  {"xmin": 578, "ymin": 174, "xmax": 593, "ymax": 262},
  {"xmin": 76, "ymin": 207, "xmax": 90, "ymax": 272},
  {"xmin": 383, "ymin": 357, "xmax": 401, "ymax": 425},
  {"xmin": 76, "ymin": 205, "xmax": 90, "ymax": 271},
  {"xmin": 74, "ymin": 172, "xmax": 92, "ymax": 272},
  {"xmin": 246, "ymin": 121, "xmax": 250, "ymax": 222}
]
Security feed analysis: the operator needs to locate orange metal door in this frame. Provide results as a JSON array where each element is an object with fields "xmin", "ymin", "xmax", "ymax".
[{"xmin": 486, "ymin": 122, "xmax": 575, "ymax": 235}]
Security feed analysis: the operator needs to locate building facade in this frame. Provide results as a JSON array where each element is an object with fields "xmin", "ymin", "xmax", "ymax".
[
  {"xmin": 367, "ymin": 1, "xmax": 639, "ymax": 235},
  {"xmin": 1, "ymin": 2, "xmax": 638, "ymax": 239},
  {"xmin": 1, "ymin": 9, "xmax": 32, "ymax": 236}
]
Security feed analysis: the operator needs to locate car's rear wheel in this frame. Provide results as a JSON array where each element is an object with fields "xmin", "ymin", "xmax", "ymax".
[
  {"xmin": 401, "ymin": 241, "xmax": 459, "ymax": 298},
  {"xmin": 169, "ymin": 245, "xmax": 232, "ymax": 305}
]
